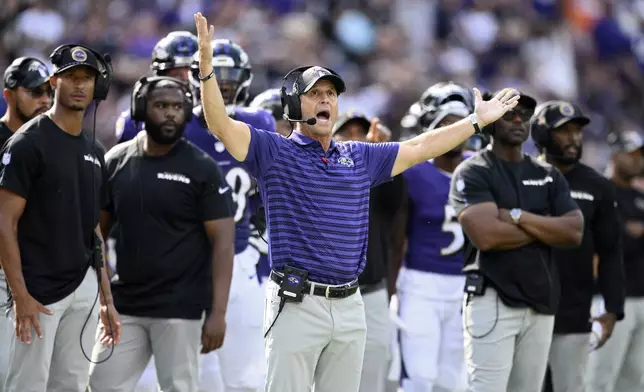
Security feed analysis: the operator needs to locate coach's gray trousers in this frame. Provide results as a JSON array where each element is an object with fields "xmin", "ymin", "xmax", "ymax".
[
  {"xmin": 0, "ymin": 271, "xmax": 11, "ymax": 392},
  {"xmin": 359, "ymin": 286, "xmax": 392, "ymax": 392},
  {"xmin": 3, "ymin": 268, "xmax": 98, "ymax": 392},
  {"xmin": 585, "ymin": 296, "xmax": 644, "ymax": 392},
  {"xmin": 264, "ymin": 280, "xmax": 367, "ymax": 392},
  {"xmin": 547, "ymin": 333, "xmax": 590, "ymax": 392},
  {"xmin": 88, "ymin": 314, "xmax": 203, "ymax": 392},
  {"xmin": 463, "ymin": 287, "xmax": 554, "ymax": 392}
]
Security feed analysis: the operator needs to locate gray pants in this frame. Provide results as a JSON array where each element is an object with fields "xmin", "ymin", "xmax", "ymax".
[
  {"xmin": 3, "ymin": 268, "xmax": 99, "ymax": 392},
  {"xmin": 0, "ymin": 272, "xmax": 10, "ymax": 392},
  {"xmin": 463, "ymin": 287, "xmax": 554, "ymax": 392},
  {"xmin": 586, "ymin": 296, "xmax": 644, "ymax": 392},
  {"xmin": 548, "ymin": 333, "xmax": 590, "ymax": 392},
  {"xmin": 360, "ymin": 286, "xmax": 392, "ymax": 392},
  {"xmin": 88, "ymin": 314, "xmax": 203, "ymax": 392},
  {"xmin": 264, "ymin": 279, "xmax": 367, "ymax": 392}
]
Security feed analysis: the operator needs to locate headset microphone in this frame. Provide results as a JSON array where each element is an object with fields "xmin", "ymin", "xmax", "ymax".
[{"xmin": 282, "ymin": 114, "xmax": 317, "ymax": 125}]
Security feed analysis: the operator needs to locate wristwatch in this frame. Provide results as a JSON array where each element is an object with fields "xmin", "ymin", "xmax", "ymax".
[
  {"xmin": 510, "ymin": 208, "xmax": 522, "ymax": 225},
  {"xmin": 468, "ymin": 113, "xmax": 481, "ymax": 134}
]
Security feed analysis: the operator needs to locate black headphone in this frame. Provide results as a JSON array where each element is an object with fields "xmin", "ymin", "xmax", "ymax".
[
  {"xmin": 130, "ymin": 76, "xmax": 193, "ymax": 123},
  {"xmin": 530, "ymin": 102, "xmax": 553, "ymax": 149},
  {"xmin": 4, "ymin": 57, "xmax": 49, "ymax": 90},
  {"xmin": 49, "ymin": 44, "xmax": 113, "ymax": 101},
  {"xmin": 280, "ymin": 65, "xmax": 342, "ymax": 121}
]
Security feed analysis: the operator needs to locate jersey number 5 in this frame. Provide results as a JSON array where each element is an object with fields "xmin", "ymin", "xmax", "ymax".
[
  {"xmin": 441, "ymin": 204, "xmax": 464, "ymax": 256},
  {"xmin": 225, "ymin": 167, "xmax": 252, "ymax": 223}
]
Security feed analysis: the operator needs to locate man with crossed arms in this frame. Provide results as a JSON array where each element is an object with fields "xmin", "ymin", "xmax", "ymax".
[{"xmin": 194, "ymin": 12, "xmax": 521, "ymax": 392}]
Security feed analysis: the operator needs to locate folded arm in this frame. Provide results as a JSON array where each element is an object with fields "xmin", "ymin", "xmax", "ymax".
[
  {"xmin": 517, "ymin": 210, "xmax": 584, "ymax": 248},
  {"xmin": 459, "ymin": 202, "xmax": 536, "ymax": 251}
]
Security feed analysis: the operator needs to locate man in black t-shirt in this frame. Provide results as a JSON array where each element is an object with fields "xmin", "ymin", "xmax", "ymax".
[
  {"xmin": 530, "ymin": 101, "xmax": 625, "ymax": 392},
  {"xmin": 88, "ymin": 76, "xmax": 235, "ymax": 392},
  {"xmin": 0, "ymin": 55, "xmax": 52, "ymax": 388},
  {"xmin": 0, "ymin": 44, "xmax": 121, "ymax": 392},
  {"xmin": 585, "ymin": 131, "xmax": 644, "ymax": 392},
  {"xmin": 448, "ymin": 93, "xmax": 584, "ymax": 392}
]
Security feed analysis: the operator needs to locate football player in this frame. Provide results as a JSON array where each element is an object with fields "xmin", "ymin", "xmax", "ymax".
[
  {"xmin": 115, "ymin": 31, "xmax": 199, "ymax": 144},
  {"xmin": 391, "ymin": 82, "xmax": 475, "ymax": 392},
  {"xmin": 186, "ymin": 39, "xmax": 275, "ymax": 392}
]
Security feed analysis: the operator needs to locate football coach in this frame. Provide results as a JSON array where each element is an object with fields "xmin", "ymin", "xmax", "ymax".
[{"xmin": 194, "ymin": 12, "xmax": 521, "ymax": 392}]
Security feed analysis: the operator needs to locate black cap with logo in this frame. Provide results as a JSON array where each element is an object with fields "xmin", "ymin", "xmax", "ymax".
[
  {"xmin": 52, "ymin": 46, "xmax": 102, "ymax": 75},
  {"xmin": 3, "ymin": 57, "xmax": 51, "ymax": 90},
  {"xmin": 297, "ymin": 66, "xmax": 346, "ymax": 96}
]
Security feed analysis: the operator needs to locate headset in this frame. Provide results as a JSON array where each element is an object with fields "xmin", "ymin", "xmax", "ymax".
[
  {"xmin": 130, "ymin": 76, "xmax": 194, "ymax": 123},
  {"xmin": 530, "ymin": 102, "xmax": 554, "ymax": 150},
  {"xmin": 49, "ymin": 44, "xmax": 113, "ymax": 101},
  {"xmin": 280, "ymin": 65, "xmax": 343, "ymax": 124},
  {"xmin": 3, "ymin": 57, "xmax": 49, "ymax": 90}
]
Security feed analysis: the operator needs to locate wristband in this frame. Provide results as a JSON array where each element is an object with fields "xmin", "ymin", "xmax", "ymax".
[{"xmin": 199, "ymin": 68, "xmax": 215, "ymax": 82}]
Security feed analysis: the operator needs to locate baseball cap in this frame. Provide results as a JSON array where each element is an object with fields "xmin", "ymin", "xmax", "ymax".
[
  {"xmin": 3, "ymin": 57, "xmax": 51, "ymax": 89},
  {"xmin": 298, "ymin": 66, "xmax": 346, "ymax": 95},
  {"xmin": 534, "ymin": 101, "xmax": 590, "ymax": 130},
  {"xmin": 608, "ymin": 131, "xmax": 644, "ymax": 154},
  {"xmin": 52, "ymin": 46, "xmax": 101, "ymax": 75},
  {"xmin": 333, "ymin": 111, "xmax": 371, "ymax": 135}
]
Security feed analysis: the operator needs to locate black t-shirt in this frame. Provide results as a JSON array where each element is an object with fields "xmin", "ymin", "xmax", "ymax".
[
  {"xmin": 554, "ymin": 164, "xmax": 624, "ymax": 333},
  {"xmin": 615, "ymin": 185, "xmax": 644, "ymax": 297},
  {"xmin": 449, "ymin": 149, "xmax": 578, "ymax": 314},
  {"xmin": 104, "ymin": 136, "xmax": 233, "ymax": 319},
  {"xmin": 359, "ymin": 174, "xmax": 405, "ymax": 286},
  {"xmin": 0, "ymin": 121, "xmax": 14, "ymax": 150},
  {"xmin": 0, "ymin": 115, "xmax": 106, "ymax": 305}
]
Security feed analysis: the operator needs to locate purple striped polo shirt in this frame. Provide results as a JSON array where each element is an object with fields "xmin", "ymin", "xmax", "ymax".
[{"xmin": 242, "ymin": 125, "xmax": 400, "ymax": 284}]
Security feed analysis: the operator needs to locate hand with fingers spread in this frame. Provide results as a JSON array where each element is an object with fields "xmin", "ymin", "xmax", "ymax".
[
  {"xmin": 474, "ymin": 87, "xmax": 521, "ymax": 128},
  {"xmin": 13, "ymin": 294, "xmax": 53, "ymax": 344},
  {"xmin": 365, "ymin": 118, "xmax": 392, "ymax": 143},
  {"xmin": 194, "ymin": 12, "xmax": 215, "ymax": 77}
]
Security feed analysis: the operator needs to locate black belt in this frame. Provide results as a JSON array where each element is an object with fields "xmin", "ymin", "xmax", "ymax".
[
  {"xmin": 270, "ymin": 270, "xmax": 359, "ymax": 299},
  {"xmin": 359, "ymin": 280, "xmax": 386, "ymax": 295}
]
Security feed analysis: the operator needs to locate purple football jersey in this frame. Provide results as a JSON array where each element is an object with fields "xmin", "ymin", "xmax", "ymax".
[
  {"xmin": 184, "ymin": 105, "xmax": 276, "ymax": 254},
  {"xmin": 403, "ymin": 160, "xmax": 465, "ymax": 275}
]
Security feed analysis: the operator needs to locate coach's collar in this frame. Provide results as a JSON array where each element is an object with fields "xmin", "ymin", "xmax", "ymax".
[{"xmin": 289, "ymin": 131, "xmax": 337, "ymax": 151}]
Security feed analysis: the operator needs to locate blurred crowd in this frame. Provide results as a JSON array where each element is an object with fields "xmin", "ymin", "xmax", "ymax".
[{"xmin": 1, "ymin": 0, "xmax": 644, "ymax": 170}]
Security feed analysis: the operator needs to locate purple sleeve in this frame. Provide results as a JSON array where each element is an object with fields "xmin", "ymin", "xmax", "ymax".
[
  {"xmin": 242, "ymin": 124, "xmax": 284, "ymax": 179},
  {"xmin": 355, "ymin": 142, "xmax": 400, "ymax": 187}
]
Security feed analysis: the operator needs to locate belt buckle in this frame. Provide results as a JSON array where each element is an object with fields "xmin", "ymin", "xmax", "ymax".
[{"xmin": 325, "ymin": 286, "xmax": 331, "ymax": 299}]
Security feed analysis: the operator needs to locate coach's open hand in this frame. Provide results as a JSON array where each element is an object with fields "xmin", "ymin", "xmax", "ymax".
[
  {"xmin": 194, "ymin": 12, "xmax": 214, "ymax": 74},
  {"xmin": 13, "ymin": 294, "xmax": 53, "ymax": 344},
  {"xmin": 474, "ymin": 87, "xmax": 520, "ymax": 128},
  {"xmin": 201, "ymin": 313, "xmax": 226, "ymax": 353}
]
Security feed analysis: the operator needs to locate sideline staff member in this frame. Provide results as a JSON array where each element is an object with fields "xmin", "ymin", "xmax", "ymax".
[
  {"xmin": 332, "ymin": 112, "xmax": 404, "ymax": 392},
  {"xmin": 0, "ymin": 56, "xmax": 52, "ymax": 390},
  {"xmin": 195, "ymin": 12, "xmax": 520, "ymax": 392},
  {"xmin": 0, "ymin": 44, "xmax": 121, "ymax": 392},
  {"xmin": 449, "ymin": 93, "xmax": 584, "ymax": 392},
  {"xmin": 531, "ymin": 101, "xmax": 624, "ymax": 392},
  {"xmin": 586, "ymin": 131, "xmax": 644, "ymax": 392},
  {"xmin": 88, "ymin": 76, "xmax": 234, "ymax": 392}
]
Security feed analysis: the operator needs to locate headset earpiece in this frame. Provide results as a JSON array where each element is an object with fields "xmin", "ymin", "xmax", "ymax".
[{"xmin": 131, "ymin": 76, "xmax": 193, "ymax": 124}]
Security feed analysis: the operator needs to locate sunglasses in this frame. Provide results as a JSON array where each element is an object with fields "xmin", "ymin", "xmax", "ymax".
[{"xmin": 501, "ymin": 108, "xmax": 533, "ymax": 122}]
